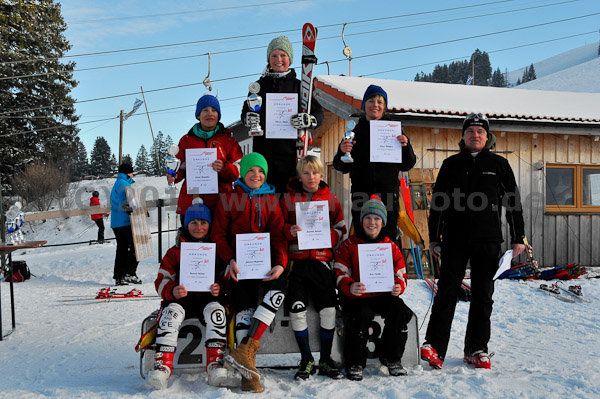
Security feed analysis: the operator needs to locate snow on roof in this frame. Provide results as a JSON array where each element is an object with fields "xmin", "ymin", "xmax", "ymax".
[{"xmin": 314, "ymin": 75, "xmax": 600, "ymax": 123}]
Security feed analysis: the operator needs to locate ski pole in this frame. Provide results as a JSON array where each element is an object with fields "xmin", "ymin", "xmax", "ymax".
[{"xmin": 410, "ymin": 239, "xmax": 420, "ymax": 280}]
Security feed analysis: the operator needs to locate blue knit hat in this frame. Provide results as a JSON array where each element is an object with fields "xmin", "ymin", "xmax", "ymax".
[
  {"xmin": 360, "ymin": 195, "xmax": 388, "ymax": 226},
  {"xmin": 184, "ymin": 199, "xmax": 212, "ymax": 228},
  {"xmin": 361, "ymin": 84, "xmax": 388, "ymax": 111},
  {"xmin": 195, "ymin": 94, "xmax": 221, "ymax": 121}
]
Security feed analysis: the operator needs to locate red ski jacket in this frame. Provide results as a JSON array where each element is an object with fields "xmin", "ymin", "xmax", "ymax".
[
  {"xmin": 173, "ymin": 123, "xmax": 243, "ymax": 215},
  {"xmin": 280, "ymin": 178, "xmax": 346, "ymax": 262},
  {"xmin": 211, "ymin": 183, "xmax": 288, "ymax": 270},
  {"xmin": 90, "ymin": 196, "xmax": 106, "ymax": 220},
  {"xmin": 155, "ymin": 229, "xmax": 223, "ymax": 302},
  {"xmin": 334, "ymin": 235, "xmax": 407, "ymax": 299}
]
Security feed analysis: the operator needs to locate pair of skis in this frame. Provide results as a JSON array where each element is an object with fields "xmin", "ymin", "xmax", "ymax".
[
  {"xmin": 297, "ymin": 22, "xmax": 317, "ymax": 161},
  {"xmin": 58, "ymin": 287, "xmax": 159, "ymax": 303},
  {"xmin": 538, "ymin": 283, "xmax": 592, "ymax": 303}
]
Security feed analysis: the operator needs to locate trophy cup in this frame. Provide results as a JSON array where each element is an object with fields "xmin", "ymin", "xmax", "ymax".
[
  {"xmin": 340, "ymin": 120, "xmax": 356, "ymax": 163},
  {"xmin": 246, "ymin": 82, "xmax": 263, "ymax": 136},
  {"xmin": 165, "ymin": 144, "xmax": 181, "ymax": 194}
]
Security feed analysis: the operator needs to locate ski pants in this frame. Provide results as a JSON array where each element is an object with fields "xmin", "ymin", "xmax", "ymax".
[
  {"xmin": 112, "ymin": 226, "xmax": 138, "ymax": 280},
  {"xmin": 424, "ymin": 241, "xmax": 501, "ymax": 359},
  {"xmin": 285, "ymin": 259, "xmax": 338, "ymax": 329},
  {"xmin": 342, "ymin": 295, "xmax": 412, "ymax": 368},
  {"xmin": 94, "ymin": 219, "xmax": 105, "ymax": 241}
]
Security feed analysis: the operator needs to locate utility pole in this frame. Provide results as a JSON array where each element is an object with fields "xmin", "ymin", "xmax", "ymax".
[{"xmin": 118, "ymin": 110, "xmax": 124, "ymax": 165}]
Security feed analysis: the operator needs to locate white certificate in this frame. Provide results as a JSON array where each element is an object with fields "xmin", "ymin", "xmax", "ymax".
[
  {"xmin": 358, "ymin": 243, "xmax": 395, "ymax": 293},
  {"xmin": 235, "ymin": 232, "xmax": 271, "ymax": 280},
  {"xmin": 179, "ymin": 242, "xmax": 216, "ymax": 292},
  {"xmin": 369, "ymin": 120, "xmax": 403, "ymax": 163},
  {"xmin": 265, "ymin": 93, "xmax": 298, "ymax": 139},
  {"xmin": 185, "ymin": 148, "xmax": 218, "ymax": 194},
  {"xmin": 295, "ymin": 200, "xmax": 331, "ymax": 250}
]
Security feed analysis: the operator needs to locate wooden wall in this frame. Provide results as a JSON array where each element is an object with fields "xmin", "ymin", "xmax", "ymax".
[{"xmin": 319, "ymin": 115, "xmax": 600, "ymax": 267}]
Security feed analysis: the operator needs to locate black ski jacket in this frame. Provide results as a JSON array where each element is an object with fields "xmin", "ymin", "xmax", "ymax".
[
  {"xmin": 428, "ymin": 146, "xmax": 525, "ymax": 245},
  {"xmin": 332, "ymin": 116, "xmax": 417, "ymax": 194},
  {"xmin": 241, "ymin": 68, "xmax": 324, "ymax": 165}
]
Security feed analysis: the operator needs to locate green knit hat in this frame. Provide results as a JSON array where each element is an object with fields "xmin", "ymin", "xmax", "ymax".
[
  {"xmin": 267, "ymin": 36, "xmax": 293, "ymax": 65},
  {"xmin": 360, "ymin": 195, "xmax": 388, "ymax": 226},
  {"xmin": 240, "ymin": 152, "xmax": 268, "ymax": 179}
]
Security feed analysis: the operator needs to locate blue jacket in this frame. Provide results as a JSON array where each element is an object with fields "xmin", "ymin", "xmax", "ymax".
[{"xmin": 110, "ymin": 173, "xmax": 133, "ymax": 228}]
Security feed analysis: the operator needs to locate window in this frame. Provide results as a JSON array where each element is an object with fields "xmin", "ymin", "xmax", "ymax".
[{"xmin": 546, "ymin": 164, "xmax": 600, "ymax": 212}]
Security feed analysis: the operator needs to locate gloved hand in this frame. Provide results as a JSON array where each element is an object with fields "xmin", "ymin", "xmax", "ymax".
[
  {"xmin": 244, "ymin": 112, "xmax": 260, "ymax": 128},
  {"xmin": 291, "ymin": 113, "xmax": 317, "ymax": 130}
]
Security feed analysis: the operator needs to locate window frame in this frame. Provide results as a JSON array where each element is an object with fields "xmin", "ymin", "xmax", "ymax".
[{"xmin": 545, "ymin": 163, "xmax": 600, "ymax": 213}]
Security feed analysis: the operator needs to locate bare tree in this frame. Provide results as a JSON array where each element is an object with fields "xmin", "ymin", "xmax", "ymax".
[{"xmin": 12, "ymin": 162, "xmax": 70, "ymax": 212}]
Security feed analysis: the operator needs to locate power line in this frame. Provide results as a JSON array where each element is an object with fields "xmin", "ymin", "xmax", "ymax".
[
  {"xmin": 0, "ymin": 0, "xmax": 516, "ymax": 65},
  {"xmin": 1, "ymin": 9, "xmax": 597, "ymax": 119},
  {"xmin": 361, "ymin": 31, "xmax": 597, "ymax": 77},
  {"xmin": 1, "ymin": 10, "xmax": 597, "ymax": 118},
  {"xmin": 0, "ymin": 0, "xmax": 583, "ymax": 81},
  {"xmin": 66, "ymin": 0, "xmax": 309, "ymax": 25},
  {"xmin": 322, "ymin": 11, "xmax": 600, "ymax": 64}
]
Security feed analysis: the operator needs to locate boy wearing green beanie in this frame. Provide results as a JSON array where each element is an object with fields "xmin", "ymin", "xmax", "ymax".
[{"xmin": 211, "ymin": 152, "xmax": 288, "ymax": 393}]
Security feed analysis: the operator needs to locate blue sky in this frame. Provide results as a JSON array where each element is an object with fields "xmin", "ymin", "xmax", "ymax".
[{"xmin": 58, "ymin": 0, "xmax": 600, "ymax": 162}]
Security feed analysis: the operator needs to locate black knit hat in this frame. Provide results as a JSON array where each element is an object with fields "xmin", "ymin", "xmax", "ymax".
[
  {"xmin": 118, "ymin": 163, "xmax": 134, "ymax": 175},
  {"xmin": 462, "ymin": 113, "xmax": 490, "ymax": 135}
]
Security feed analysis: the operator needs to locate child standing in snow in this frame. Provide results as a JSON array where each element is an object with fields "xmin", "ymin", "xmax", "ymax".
[
  {"xmin": 334, "ymin": 195, "xmax": 412, "ymax": 381},
  {"xmin": 241, "ymin": 35, "xmax": 324, "ymax": 193},
  {"xmin": 211, "ymin": 152, "xmax": 288, "ymax": 393},
  {"xmin": 280, "ymin": 155, "xmax": 346, "ymax": 380},
  {"xmin": 148, "ymin": 200, "xmax": 235, "ymax": 390},
  {"xmin": 90, "ymin": 190, "xmax": 107, "ymax": 243}
]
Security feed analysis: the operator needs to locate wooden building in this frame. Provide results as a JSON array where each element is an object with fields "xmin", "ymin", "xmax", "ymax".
[{"xmin": 311, "ymin": 75, "xmax": 600, "ymax": 268}]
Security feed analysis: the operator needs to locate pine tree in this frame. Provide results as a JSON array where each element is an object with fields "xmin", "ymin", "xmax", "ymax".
[
  {"xmin": 135, "ymin": 145, "xmax": 151, "ymax": 175},
  {"xmin": 122, "ymin": 154, "xmax": 133, "ymax": 166},
  {"xmin": 71, "ymin": 139, "xmax": 89, "ymax": 180},
  {"xmin": 0, "ymin": 0, "xmax": 79, "ymax": 193},
  {"xmin": 471, "ymin": 49, "xmax": 492, "ymax": 86},
  {"xmin": 527, "ymin": 63, "xmax": 536, "ymax": 82},
  {"xmin": 90, "ymin": 137, "xmax": 113, "ymax": 177},
  {"xmin": 490, "ymin": 67, "xmax": 507, "ymax": 87},
  {"xmin": 110, "ymin": 153, "xmax": 118, "ymax": 175}
]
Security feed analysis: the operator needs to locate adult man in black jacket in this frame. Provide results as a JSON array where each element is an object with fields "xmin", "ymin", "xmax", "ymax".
[{"xmin": 420, "ymin": 113, "xmax": 525, "ymax": 370}]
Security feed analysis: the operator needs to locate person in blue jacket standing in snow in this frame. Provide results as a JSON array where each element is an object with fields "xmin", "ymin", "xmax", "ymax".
[{"xmin": 110, "ymin": 163, "xmax": 141, "ymax": 286}]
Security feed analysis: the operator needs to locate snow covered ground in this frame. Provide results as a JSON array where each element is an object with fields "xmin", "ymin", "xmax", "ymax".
[{"xmin": 1, "ymin": 177, "xmax": 599, "ymax": 398}]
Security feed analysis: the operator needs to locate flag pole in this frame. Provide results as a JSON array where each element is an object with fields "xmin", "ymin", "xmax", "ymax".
[{"xmin": 140, "ymin": 86, "xmax": 160, "ymax": 172}]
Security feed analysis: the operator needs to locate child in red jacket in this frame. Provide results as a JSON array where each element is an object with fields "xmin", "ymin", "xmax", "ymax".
[
  {"xmin": 148, "ymin": 200, "xmax": 235, "ymax": 390},
  {"xmin": 90, "ymin": 191, "xmax": 108, "ymax": 243},
  {"xmin": 280, "ymin": 155, "xmax": 347, "ymax": 380},
  {"xmin": 334, "ymin": 195, "xmax": 412, "ymax": 381},
  {"xmin": 211, "ymin": 152, "xmax": 288, "ymax": 393}
]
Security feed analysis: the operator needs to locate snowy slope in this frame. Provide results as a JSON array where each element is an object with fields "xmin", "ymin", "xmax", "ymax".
[
  {"xmin": 507, "ymin": 42, "xmax": 598, "ymax": 86},
  {"xmin": 1, "ymin": 177, "xmax": 599, "ymax": 398},
  {"xmin": 517, "ymin": 57, "xmax": 600, "ymax": 93}
]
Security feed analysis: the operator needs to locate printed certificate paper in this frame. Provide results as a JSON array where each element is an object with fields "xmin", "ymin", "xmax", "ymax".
[
  {"xmin": 185, "ymin": 148, "xmax": 218, "ymax": 194},
  {"xmin": 295, "ymin": 200, "xmax": 331, "ymax": 250},
  {"xmin": 369, "ymin": 120, "xmax": 403, "ymax": 163},
  {"xmin": 265, "ymin": 93, "xmax": 298, "ymax": 139},
  {"xmin": 236, "ymin": 233, "xmax": 271, "ymax": 280},
  {"xmin": 179, "ymin": 242, "xmax": 216, "ymax": 292},
  {"xmin": 358, "ymin": 243, "xmax": 394, "ymax": 293}
]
